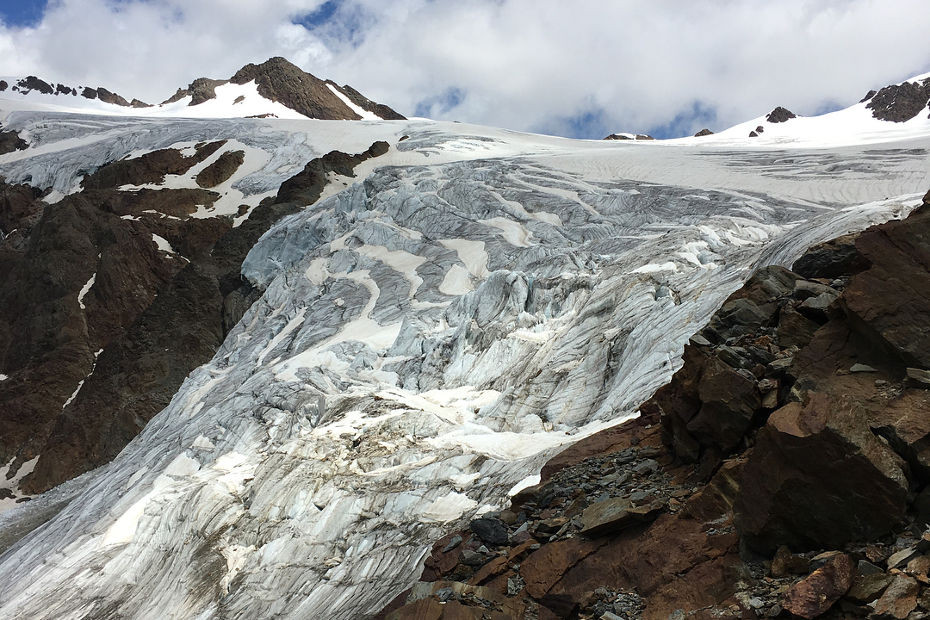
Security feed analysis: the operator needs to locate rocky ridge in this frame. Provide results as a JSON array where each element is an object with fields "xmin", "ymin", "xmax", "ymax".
[
  {"xmin": 1, "ymin": 57, "xmax": 405, "ymax": 121},
  {"xmin": 383, "ymin": 191, "xmax": 930, "ymax": 619}
]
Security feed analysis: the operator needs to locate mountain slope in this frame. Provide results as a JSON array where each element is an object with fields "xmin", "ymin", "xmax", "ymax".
[
  {"xmin": 0, "ymin": 57, "xmax": 405, "ymax": 120},
  {"xmin": 0, "ymin": 68, "xmax": 929, "ymax": 618}
]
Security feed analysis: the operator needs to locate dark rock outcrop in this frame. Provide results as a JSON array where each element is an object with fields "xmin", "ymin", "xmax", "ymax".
[
  {"xmin": 195, "ymin": 150, "xmax": 245, "ymax": 188},
  {"xmin": 766, "ymin": 106, "xmax": 796, "ymax": 123},
  {"xmin": 0, "ymin": 126, "xmax": 28, "ymax": 155},
  {"xmin": 694, "ymin": 128, "xmax": 714, "ymax": 136},
  {"xmin": 867, "ymin": 77, "xmax": 930, "ymax": 122},
  {"xmin": 14, "ymin": 76, "xmax": 53, "ymax": 95}
]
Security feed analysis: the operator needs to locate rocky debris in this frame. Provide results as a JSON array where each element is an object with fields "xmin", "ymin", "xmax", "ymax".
[
  {"xmin": 749, "ymin": 130, "xmax": 759, "ymax": 137},
  {"xmin": 0, "ymin": 140, "xmax": 392, "ymax": 493},
  {"xmin": 694, "ymin": 128, "xmax": 714, "ymax": 136},
  {"xmin": 231, "ymin": 57, "xmax": 405, "ymax": 120},
  {"xmin": 781, "ymin": 553, "xmax": 854, "ymax": 618},
  {"xmin": 766, "ymin": 107, "xmax": 797, "ymax": 123},
  {"xmin": 867, "ymin": 77, "xmax": 930, "ymax": 122},
  {"xmin": 383, "ymin": 192, "xmax": 930, "ymax": 618},
  {"xmin": 0, "ymin": 80, "xmax": 7, "ymax": 91},
  {"xmin": 195, "ymin": 150, "xmax": 245, "ymax": 188}
]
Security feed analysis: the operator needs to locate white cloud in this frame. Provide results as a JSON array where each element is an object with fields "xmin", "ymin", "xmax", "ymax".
[{"xmin": 1, "ymin": 0, "xmax": 929, "ymax": 137}]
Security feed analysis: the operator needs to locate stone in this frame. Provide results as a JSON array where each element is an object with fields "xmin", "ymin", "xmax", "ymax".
[
  {"xmin": 846, "ymin": 571, "xmax": 892, "ymax": 603},
  {"xmin": 850, "ymin": 363, "xmax": 878, "ymax": 373},
  {"xmin": 776, "ymin": 307, "xmax": 821, "ymax": 349},
  {"xmin": 906, "ymin": 368, "xmax": 930, "ymax": 389},
  {"xmin": 888, "ymin": 547, "xmax": 921, "ymax": 570},
  {"xmin": 580, "ymin": 498, "xmax": 664, "ymax": 536},
  {"xmin": 781, "ymin": 553, "xmax": 853, "ymax": 619},
  {"xmin": 441, "ymin": 535, "xmax": 463, "ymax": 553},
  {"xmin": 694, "ymin": 128, "xmax": 714, "ymax": 137},
  {"xmin": 798, "ymin": 291, "xmax": 838, "ymax": 319},
  {"xmin": 871, "ymin": 574, "xmax": 919, "ymax": 618},
  {"xmin": 735, "ymin": 393, "xmax": 908, "ymax": 553},
  {"xmin": 857, "ymin": 559, "xmax": 884, "ymax": 575},
  {"xmin": 770, "ymin": 545, "xmax": 810, "ymax": 577},
  {"xmin": 469, "ymin": 518, "xmax": 509, "ymax": 546}
]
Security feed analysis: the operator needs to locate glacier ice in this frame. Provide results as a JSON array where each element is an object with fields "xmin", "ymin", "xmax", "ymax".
[{"xmin": 0, "ymin": 113, "xmax": 929, "ymax": 618}]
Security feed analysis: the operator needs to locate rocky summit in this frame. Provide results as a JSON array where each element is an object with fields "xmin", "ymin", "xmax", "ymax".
[{"xmin": 1, "ymin": 62, "xmax": 930, "ymax": 620}]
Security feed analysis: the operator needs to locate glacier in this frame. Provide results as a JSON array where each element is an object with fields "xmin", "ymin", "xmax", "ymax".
[{"xmin": 0, "ymin": 107, "xmax": 929, "ymax": 618}]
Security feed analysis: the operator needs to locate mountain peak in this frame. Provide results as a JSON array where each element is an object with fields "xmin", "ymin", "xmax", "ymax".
[{"xmin": 229, "ymin": 57, "xmax": 405, "ymax": 121}]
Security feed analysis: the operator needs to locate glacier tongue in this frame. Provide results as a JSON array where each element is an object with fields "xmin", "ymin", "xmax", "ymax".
[{"xmin": 0, "ymin": 117, "xmax": 929, "ymax": 618}]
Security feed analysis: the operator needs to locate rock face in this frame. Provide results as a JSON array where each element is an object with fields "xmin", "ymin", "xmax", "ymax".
[
  {"xmin": 867, "ymin": 76, "xmax": 930, "ymax": 122},
  {"xmin": 385, "ymin": 193, "xmax": 930, "ymax": 619},
  {"xmin": 0, "ymin": 138, "xmax": 390, "ymax": 494},
  {"xmin": 694, "ymin": 128, "xmax": 714, "ymax": 136}
]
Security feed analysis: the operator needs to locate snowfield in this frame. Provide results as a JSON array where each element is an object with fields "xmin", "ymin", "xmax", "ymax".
[{"xmin": 1, "ymin": 86, "xmax": 930, "ymax": 618}]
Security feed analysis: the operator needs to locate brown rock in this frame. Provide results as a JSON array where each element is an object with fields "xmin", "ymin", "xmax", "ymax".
[
  {"xmin": 842, "ymin": 204, "xmax": 930, "ymax": 368},
  {"xmin": 694, "ymin": 128, "xmax": 714, "ymax": 137},
  {"xmin": 580, "ymin": 498, "xmax": 664, "ymax": 536},
  {"xmin": 781, "ymin": 553, "xmax": 853, "ymax": 618},
  {"xmin": 871, "ymin": 574, "xmax": 919, "ymax": 618},
  {"xmin": 770, "ymin": 545, "xmax": 810, "ymax": 577},
  {"xmin": 846, "ymin": 571, "xmax": 892, "ymax": 603},
  {"xmin": 735, "ymin": 393, "xmax": 907, "ymax": 553}
]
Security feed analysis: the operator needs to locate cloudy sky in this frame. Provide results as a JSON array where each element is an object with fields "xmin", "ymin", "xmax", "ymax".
[{"xmin": 1, "ymin": 0, "xmax": 929, "ymax": 138}]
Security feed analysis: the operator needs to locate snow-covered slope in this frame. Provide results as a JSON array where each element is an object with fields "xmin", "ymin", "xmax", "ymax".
[
  {"xmin": 0, "ymin": 75, "xmax": 929, "ymax": 619},
  {"xmin": 0, "ymin": 57, "xmax": 404, "ymax": 121}
]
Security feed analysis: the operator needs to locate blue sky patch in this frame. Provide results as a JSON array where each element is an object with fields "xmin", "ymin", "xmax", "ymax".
[
  {"xmin": 414, "ymin": 87, "xmax": 465, "ymax": 118},
  {"xmin": 294, "ymin": 0, "xmax": 340, "ymax": 29},
  {"xmin": 645, "ymin": 101, "xmax": 718, "ymax": 139},
  {"xmin": 0, "ymin": 0, "xmax": 48, "ymax": 28}
]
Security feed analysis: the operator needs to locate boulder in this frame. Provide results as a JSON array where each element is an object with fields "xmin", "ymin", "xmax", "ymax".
[
  {"xmin": 735, "ymin": 392, "xmax": 908, "ymax": 553},
  {"xmin": 871, "ymin": 574, "xmax": 919, "ymax": 618},
  {"xmin": 792, "ymin": 233, "xmax": 869, "ymax": 279},
  {"xmin": 580, "ymin": 498, "xmax": 664, "ymax": 536},
  {"xmin": 781, "ymin": 553, "xmax": 853, "ymax": 618},
  {"xmin": 694, "ymin": 128, "xmax": 714, "ymax": 137},
  {"xmin": 469, "ymin": 518, "xmax": 509, "ymax": 546}
]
